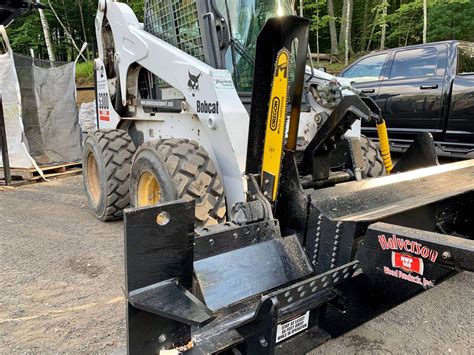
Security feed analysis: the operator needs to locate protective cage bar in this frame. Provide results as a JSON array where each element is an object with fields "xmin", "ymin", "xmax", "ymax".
[{"xmin": 144, "ymin": 0, "xmax": 205, "ymax": 61}]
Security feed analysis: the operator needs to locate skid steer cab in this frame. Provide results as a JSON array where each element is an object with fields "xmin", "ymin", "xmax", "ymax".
[{"xmin": 82, "ymin": 1, "xmax": 474, "ymax": 354}]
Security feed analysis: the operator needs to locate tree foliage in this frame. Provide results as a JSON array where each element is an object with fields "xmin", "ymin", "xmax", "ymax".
[
  {"xmin": 5, "ymin": 0, "xmax": 474, "ymax": 62},
  {"xmin": 301, "ymin": 0, "xmax": 474, "ymax": 58}
]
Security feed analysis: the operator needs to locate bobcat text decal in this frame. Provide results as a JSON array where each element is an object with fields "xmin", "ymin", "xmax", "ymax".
[{"xmin": 197, "ymin": 100, "xmax": 219, "ymax": 114}]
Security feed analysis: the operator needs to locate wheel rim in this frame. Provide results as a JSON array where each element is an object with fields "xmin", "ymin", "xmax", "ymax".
[
  {"xmin": 86, "ymin": 152, "xmax": 101, "ymax": 205},
  {"xmin": 137, "ymin": 171, "xmax": 162, "ymax": 206}
]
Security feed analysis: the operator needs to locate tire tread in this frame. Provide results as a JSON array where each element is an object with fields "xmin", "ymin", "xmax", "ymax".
[
  {"xmin": 141, "ymin": 139, "xmax": 226, "ymax": 226},
  {"xmin": 360, "ymin": 135, "xmax": 386, "ymax": 178},
  {"xmin": 86, "ymin": 129, "xmax": 135, "ymax": 220}
]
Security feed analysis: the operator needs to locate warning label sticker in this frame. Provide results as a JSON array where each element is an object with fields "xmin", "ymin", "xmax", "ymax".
[
  {"xmin": 276, "ymin": 311, "xmax": 310, "ymax": 343},
  {"xmin": 99, "ymin": 109, "xmax": 110, "ymax": 122}
]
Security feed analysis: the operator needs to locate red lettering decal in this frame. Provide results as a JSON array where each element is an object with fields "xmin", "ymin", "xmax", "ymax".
[
  {"xmin": 378, "ymin": 235, "xmax": 388, "ymax": 250},
  {"xmin": 404, "ymin": 240, "xmax": 412, "ymax": 253},
  {"xmin": 430, "ymin": 250, "xmax": 439, "ymax": 263},
  {"xmin": 397, "ymin": 237, "xmax": 405, "ymax": 251},
  {"xmin": 414, "ymin": 242, "xmax": 421, "ymax": 255},
  {"xmin": 99, "ymin": 109, "xmax": 110, "ymax": 122},
  {"xmin": 388, "ymin": 236, "xmax": 396, "ymax": 249}
]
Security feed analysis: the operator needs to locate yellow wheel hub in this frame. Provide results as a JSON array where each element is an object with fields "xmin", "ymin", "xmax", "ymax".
[
  {"xmin": 137, "ymin": 171, "xmax": 162, "ymax": 206},
  {"xmin": 86, "ymin": 152, "xmax": 101, "ymax": 205}
]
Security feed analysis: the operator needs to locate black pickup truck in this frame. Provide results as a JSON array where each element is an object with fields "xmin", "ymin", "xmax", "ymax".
[{"xmin": 339, "ymin": 41, "xmax": 474, "ymax": 158}]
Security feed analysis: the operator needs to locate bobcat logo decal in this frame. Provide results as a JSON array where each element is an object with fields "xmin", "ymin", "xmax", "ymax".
[{"xmin": 188, "ymin": 71, "xmax": 201, "ymax": 96}]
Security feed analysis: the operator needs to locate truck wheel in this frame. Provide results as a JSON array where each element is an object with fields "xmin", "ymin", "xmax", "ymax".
[
  {"xmin": 83, "ymin": 129, "xmax": 136, "ymax": 221},
  {"xmin": 130, "ymin": 139, "xmax": 226, "ymax": 226},
  {"xmin": 360, "ymin": 135, "xmax": 386, "ymax": 178}
]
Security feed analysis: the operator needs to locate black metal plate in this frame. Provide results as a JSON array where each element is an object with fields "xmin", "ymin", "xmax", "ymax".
[
  {"xmin": 265, "ymin": 261, "xmax": 359, "ymax": 310},
  {"xmin": 365, "ymin": 222, "xmax": 474, "ymax": 272},
  {"xmin": 124, "ymin": 201, "xmax": 195, "ymax": 292},
  {"xmin": 194, "ymin": 235, "xmax": 313, "ymax": 311},
  {"xmin": 311, "ymin": 160, "xmax": 474, "ymax": 222},
  {"xmin": 124, "ymin": 201, "xmax": 195, "ymax": 353},
  {"xmin": 128, "ymin": 279, "xmax": 213, "ymax": 326},
  {"xmin": 194, "ymin": 219, "xmax": 280, "ymax": 261}
]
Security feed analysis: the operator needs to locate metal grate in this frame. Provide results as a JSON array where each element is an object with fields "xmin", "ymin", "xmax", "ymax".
[
  {"xmin": 138, "ymin": 69, "xmax": 158, "ymax": 99},
  {"xmin": 144, "ymin": 0, "xmax": 205, "ymax": 62}
]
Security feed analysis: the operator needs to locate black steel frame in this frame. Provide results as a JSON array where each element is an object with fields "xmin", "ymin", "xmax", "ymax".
[
  {"xmin": 124, "ymin": 156, "xmax": 474, "ymax": 354},
  {"xmin": 122, "ymin": 13, "xmax": 474, "ymax": 355},
  {"xmin": 0, "ymin": 95, "xmax": 12, "ymax": 185}
]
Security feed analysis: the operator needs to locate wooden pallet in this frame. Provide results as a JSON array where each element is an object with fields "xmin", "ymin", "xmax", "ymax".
[{"xmin": 0, "ymin": 162, "xmax": 82, "ymax": 182}]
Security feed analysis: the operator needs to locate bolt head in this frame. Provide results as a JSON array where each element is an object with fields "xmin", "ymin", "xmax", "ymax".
[
  {"xmin": 442, "ymin": 251, "xmax": 451, "ymax": 260},
  {"xmin": 259, "ymin": 335, "xmax": 268, "ymax": 347}
]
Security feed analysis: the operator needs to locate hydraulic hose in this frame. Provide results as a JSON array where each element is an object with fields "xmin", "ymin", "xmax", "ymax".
[{"xmin": 376, "ymin": 119, "xmax": 393, "ymax": 174}]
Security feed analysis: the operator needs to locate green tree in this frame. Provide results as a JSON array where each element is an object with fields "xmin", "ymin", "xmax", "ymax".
[
  {"xmin": 5, "ymin": 0, "xmax": 474, "ymax": 65},
  {"xmin": 305, "ymin": 0, "xmax": 331, "ymax": 63},
  {"xmin": 428, "ymin": 0, "xmax": 474, "ymax": 42},
  {"xmin": 386, "ymin": 0, "xmax": 423, "ymax": 47}
]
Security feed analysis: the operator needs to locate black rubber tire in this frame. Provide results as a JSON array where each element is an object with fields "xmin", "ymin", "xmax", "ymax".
[
  {"xmin": 360, "ymin": 135, "xmax": 386, "ymax": 178},
  {"xmin": 130, "ymin": 139, "xmax": 226, "ymax": 226},
  {"xmin": 83, "ymin": 129, "xmax": 136, "ymax": 221}
]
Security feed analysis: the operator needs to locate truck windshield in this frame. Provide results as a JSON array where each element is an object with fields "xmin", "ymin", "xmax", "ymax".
[
  {"xmin": 215, "ymin": 0, "xmax": 294, "ymax": 91},
  {"xmin": 458, "ymin": 43, "xmax": 474, "ymax": 75}
]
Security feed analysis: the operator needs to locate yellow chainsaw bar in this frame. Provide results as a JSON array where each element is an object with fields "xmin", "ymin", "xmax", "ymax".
[{"xmin": 261, "ymin": 48, "xmax": 290, "ymax": 201}]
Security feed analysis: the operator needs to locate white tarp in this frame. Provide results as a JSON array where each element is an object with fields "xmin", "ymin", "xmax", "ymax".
[
  {"xmin": 78, "ymin": 101, "xmax": 97, "ymax": 133},
  {"xmin": 0, "ymin": 26, "xmax": 82, "ymax": 173},
  {"xmin": 29, "ymin": 61, "xmax": 82, "ymax": 164},
  {"xmin": 0, "ymin": 27, "xmax": 37, "ymax": 169}
]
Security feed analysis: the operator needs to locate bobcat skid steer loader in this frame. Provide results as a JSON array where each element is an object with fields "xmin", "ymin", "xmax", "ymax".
[{"xmin": 84, "ymin": 0, "xmax": 385, "ymax": 225}]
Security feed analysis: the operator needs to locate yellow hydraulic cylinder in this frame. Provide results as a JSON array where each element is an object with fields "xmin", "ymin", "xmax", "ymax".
[{"xmin": 376, "ymin": 119, "xmax": 393, "ymax": 174}]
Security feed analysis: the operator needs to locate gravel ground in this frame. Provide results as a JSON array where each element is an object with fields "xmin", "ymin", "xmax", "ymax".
[{"xmin": 0, "ymin": 175, "xmax": 472, "ymax": 353}]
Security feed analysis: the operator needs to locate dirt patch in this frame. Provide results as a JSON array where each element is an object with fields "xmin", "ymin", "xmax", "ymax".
[
  {"xmin": 347, "ymin": 334, "xmax": 387, "ymax": 352},
  {"xmin": 310, "ymin": 272, "xmax": 474, "ymax": 354},
  {"xmin": 77, "ymin": 89, "xmax": 95, "ymax": 107},
  {"xmin": 0, "ymin": 176, "xmax": 125, "ymax": 353},
  {"xmin": 67, "ymin": 255, "xmax": 104, "ymax": 279}
]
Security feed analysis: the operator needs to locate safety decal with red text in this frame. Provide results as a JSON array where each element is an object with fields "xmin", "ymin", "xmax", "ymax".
[{"xmin": 99, "ymin": 109, "xmax": 110, "ymax": 122}]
